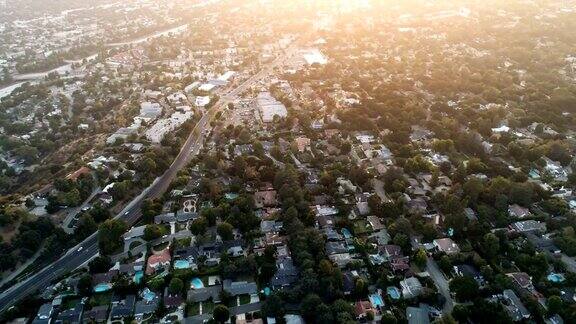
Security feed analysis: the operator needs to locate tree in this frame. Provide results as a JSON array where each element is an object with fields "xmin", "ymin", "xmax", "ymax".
[
  {"xmin": 301, "ymin": 294, "xmax": 322, "ymax": 321},
  {"xmin": 481, "ymin": 233, "xmax": 500, "ymax": 259},
  {"xmin": 190, "ymin": 217, "xmax": 207, "ymax": 235},
  {"xmin": 75, "ymin": 214, "xmax": 97, "ymax": 240},
  {"xmin": 168, "ymin": 278, "xmax": 184, "ymax": 294},
  {"xmin": 547, "ymin": 295, "xmax": 562, "ymax": 316},
  {"xmin": 217, "ymin": 222, "xmax": 234, "ymax": 241},
  {"xmin": 97, "ymin": 219, "xmax": 127, "ymax": 255},
  {"xmin": 77, "ymin": 274, "xmax": 93, "ymax": 296},
  {"xmin": 88, "ymin": 255, "xmax": 111, "ymax": 274},
  {"xmin": 261, "ymin": 293, "xmax": 285, "ymax": 318},
  {"xmin": 144, "ymin": 224, "xmax": 165, "ymax": 241},
  {"xmin": 414, "ymin": 248, "xmax": 428, "ymax": 269},
  {"xmin": 449, "ymin": 276, "xmax": 479, "ymax": 301},
  {"xmin": 213, "ymin": 305, "xmax": 230, "ymax": 323}
]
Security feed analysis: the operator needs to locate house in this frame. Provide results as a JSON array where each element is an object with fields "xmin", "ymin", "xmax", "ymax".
[
  {"xmin": 92, "ymin": 270, "xmax": 118, "ymax": 292},
  {"xmin": 123, "ymin": 225, "xmax": 146, "ymax": 240},
  {"xmin": 293, "ymin": 137, "xmax": 311, "ymax": 152},
  {"xmin": 134, "ymin": 297, "xmax": 159, "ymax": 321},
  {"xmin": 400, "ymin": 277, "xmax": 423, "ymax": 299},
  {"xmin": 55, "ymin": 302, "xmax": 83, "ymax": 324},
  {"xmin": 454, "ymin": 264, "xmax": 484, "ymax": 285},
  {"xmin": 316, "ymin": 215, "xmax": 335, "ymax": 229},
  {"xmin": 329, "ymin": 253, "xmax": 354, "ymax": 268},
  {"xmin": 32, "ymin": 303, "xmax": 53, "ymax": 324},
  {"xmin": 406, "ymin": 306, "xmax": 430, "ymax": 324},
  {"xmin": 510, "ymin": 220, "xmax": 546, "ymax": 233},
  {"xmin": 464, "ymin": 208, "xmax": 478, "ymax": 221},
  {"xmin": 433, "ymin": 238, "xmax": 460, "ymax": 254},
  {"xmin": 508, "ymin": 204, "xmax": 531, "ymax": 218},
  {"xmin": 507, "ymin": 272, "xmax": 534, "ymax": 290},
  {"xmin": 146, "ymin": 249, "xmax": 171, "ymax": 275},
  {"xmin": 380, "ymin": 245, "xmax": 403, "ymax": 260},
  {"xmin": 254, "ymin": 190, "xmax": 278, "ymax": 208},
  {"xmin": 502, "ymin": 289, "xmax": 530, "ymax": 321},
  {"xmin": 326, "ymin": 241, "xmax": 349, "ymax": 255},
  {"xmin": 270, "ymin": 257, "xmax": 299, "ymax": 289},
  {"xmin": 366, "ymin": 215, "xmax": 384, "ymax": 231},
  {"xmin": 355, "ymin": 301, "xmax": 378, "ymax": 319},
  {"xmin": 223, "ymin": 279, "xmax": 258, "ymax": 296},
  {"xmin": 188, "ymin": 285, "xmax": 222, "ymax": 303},
  {"xmin": 110, "ymin": 295, "xmax": 136, "ymax": 320},
  {"xmin": 164, "ymin": 287, "xmax": 184, "ymax": 309},
  {"xmin": 260, "ymin": 220, "xmax": 283, "ymax": 233},
  {"xmin": 82, "ymin": 305, "xmax": 109, "ymax": 323}
]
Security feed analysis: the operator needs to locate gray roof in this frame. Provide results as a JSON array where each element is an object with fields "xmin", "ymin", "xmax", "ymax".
[
  {"xmin": 187, "ymin": 285, "xmax": 222, "ymax": 303},
  {"xmin": 503, "ymin": 289, "xmax": 530, "ymax": 321},
  {"xmin": 223, "ymin": 279, "xmax": 257, "ymax": 296},
  {"xmin": 270, "ymin": 258, "xmax": 299, "ymax": 289},
  {"xmin": 82, "ymin": 305, "xmax": 109, "ymax": 322},
  {"xmin": 406, "ymin": 306, "xmax": 430, "ymax": 324},
  {"xmin": 134, "ymin": 298, "xmax": 159, "ymax": 316}
]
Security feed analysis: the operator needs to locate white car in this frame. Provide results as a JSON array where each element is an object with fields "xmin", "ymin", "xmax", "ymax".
[{"xmin": 77, "ymin": 246, "xmax": 83, "ymax": 252}]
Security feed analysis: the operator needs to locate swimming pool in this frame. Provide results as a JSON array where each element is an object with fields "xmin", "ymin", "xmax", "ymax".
[
  {"xmin": 387, "ymin": 286, "xmax": 401, "ymax": 300},
  {"xmin": 369, "ymin": 293, "xmax": 384, "ymax": 307},
  {"xmin": 142, "ymin": 288, "xmax": 156, "ymax": 302},
  {"xmin": 191, "ymin": 277, "xmax": 204, "ymax": 289},
  {"xmin": 547, "ymin": 273, "xmax": 566, "ymax": 283},
  {"xmin": 133, "ymin": 270, "xmax": 143, "ymax": 284},
  {"xmin": 341, "ymin": 228, "xmax": 352, "ymax": 239},
  {"xmin": 174, "ymin": 259, "xmax": 191, "ymax": 269},
  {"xmin": 93, "ymin": 283, "xmax": 112, "ymax": 293}
]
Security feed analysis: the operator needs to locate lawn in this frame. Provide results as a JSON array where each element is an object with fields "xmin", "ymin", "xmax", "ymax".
[
  {"xmin": 203, "ymin": 301, "xmax": 215, "ymax": 314},
  {"xmin": 353, "ymin": 220, "xmax": 370, "ymax": 235},
  {"xmin": 239, "ymin": 294, "xmax": 251, "ymax": 305},
  {"xmin": 89, "ymin": 292, "xmax": 112, "ymax": 307},
  {"xmin": 187, "ymin": 302, "xmax": 200, "ymax": 316}
]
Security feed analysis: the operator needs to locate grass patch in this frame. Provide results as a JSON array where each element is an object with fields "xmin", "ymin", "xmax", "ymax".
[
  {"xmin": 89, "ymin": 292, "xmax": 112, "ymax": 307},
  {"xmin": 187, "ymin": 302, "xmax": 200, "ymax": 316},
  {"xmin": 353, "ymin": 220, "xmax": 370, "ymax": 235},
  {"xmin": 203, "ymin": 301, "xmax": 215, "ymax": 314},
  {"xmin": 153, "ymin": 242, "xmax": 170, "ymax": 252},
  {"xmin": 239, "ymin": 294, "xmax": 251, "ymax": 305},
  {"xmin": 129, "ymin": 241, "xmax": 142, "ymax": 250}
]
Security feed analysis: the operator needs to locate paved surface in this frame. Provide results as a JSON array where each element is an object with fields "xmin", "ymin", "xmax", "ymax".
[
  {"xmin": 0, "ymin": 36, "xmax": 305, "ymax": 313},
  {"xmin": 426, "ymin": 257, "xmax": 454, "ymax": 314}
]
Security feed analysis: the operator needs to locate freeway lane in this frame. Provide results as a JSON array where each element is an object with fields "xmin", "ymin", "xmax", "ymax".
[{"xmin": 0, "ymin": 37, "xmax": 304, "ymax": 313}]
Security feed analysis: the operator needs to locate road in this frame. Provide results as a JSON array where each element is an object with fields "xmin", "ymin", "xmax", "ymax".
[
  {"xmin": 426, "ymin": 257, "xmax": 454, "ymax": 314},
  {"xmin": 0, "ymin": 36, "xmax": 304, "ymax": 313}
]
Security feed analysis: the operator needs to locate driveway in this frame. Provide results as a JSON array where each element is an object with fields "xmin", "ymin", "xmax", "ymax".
[{"xmin": 426, "ymin": 258, "xmax": 454, "ymax": 314}]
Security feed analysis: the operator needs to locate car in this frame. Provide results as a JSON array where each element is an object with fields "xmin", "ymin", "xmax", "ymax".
[{"xmin": 77, "ymin": 246, "xmax": 83, "ymax": 252}]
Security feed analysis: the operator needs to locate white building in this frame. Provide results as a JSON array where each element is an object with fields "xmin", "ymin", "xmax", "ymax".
[
  {"xmin": 195, "ymin": 96, "xmax": 211, "ymax": 107},
  {"xmin": 145, "ymin": 111, "xmax": 193, "ymax": 143},
  {"xmin": 257, "ymin": 92, "xmax": 288, "ymax": 123}
]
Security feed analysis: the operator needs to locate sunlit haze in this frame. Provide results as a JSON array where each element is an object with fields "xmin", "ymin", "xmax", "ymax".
[{"xmin": 0, "ymin": 0, "xmax": 576, "ymax": 323}]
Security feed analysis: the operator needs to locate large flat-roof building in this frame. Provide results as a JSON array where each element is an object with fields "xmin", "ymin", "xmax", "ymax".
[{"xmin": 257, "ymin": 92, "xmax": 287, "ymax": 123}]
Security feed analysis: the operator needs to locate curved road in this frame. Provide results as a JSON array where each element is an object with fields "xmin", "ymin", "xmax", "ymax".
[{"xmin": 0, "ymin": 38, "xmax": 302, "ymax": 313}]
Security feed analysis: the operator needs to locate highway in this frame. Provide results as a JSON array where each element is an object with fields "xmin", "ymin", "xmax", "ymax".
[{"xmin": 0, "ymin": 38, "xmax": 302, "ymax": 313}]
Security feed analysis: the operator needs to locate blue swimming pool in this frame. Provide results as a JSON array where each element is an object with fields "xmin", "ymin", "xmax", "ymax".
[
  {"xmin": 369, "ymin": 293, "xmax": 384, "ymax": 307},
  {"xmin": 174, "ymin": 259, "xmax": 191, "ymax": 269},
  {"xmin": 387, "ymin": 286, "xmax": 401, "ymax": 300},
  {"xmin": 191, "ymin": 277, "xmax": 204, "ymax": 289},
  {"xmin": 142, "ymin": 288, "xmax": 156, "ymax": 302},
  {"xmin": 264, "ymin": 287, "xmax": 271, "ymax": 296},
  {"xmin": 133, "ymin": 270, "xmax": 143, "ymax": 284},
  {"xmin": 93, "ymin": 283, "xmax": 112, "ymax": 293},
  {"xmin": 547, "ymin": 273, "xmax": 566, "ymax": 283}
]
